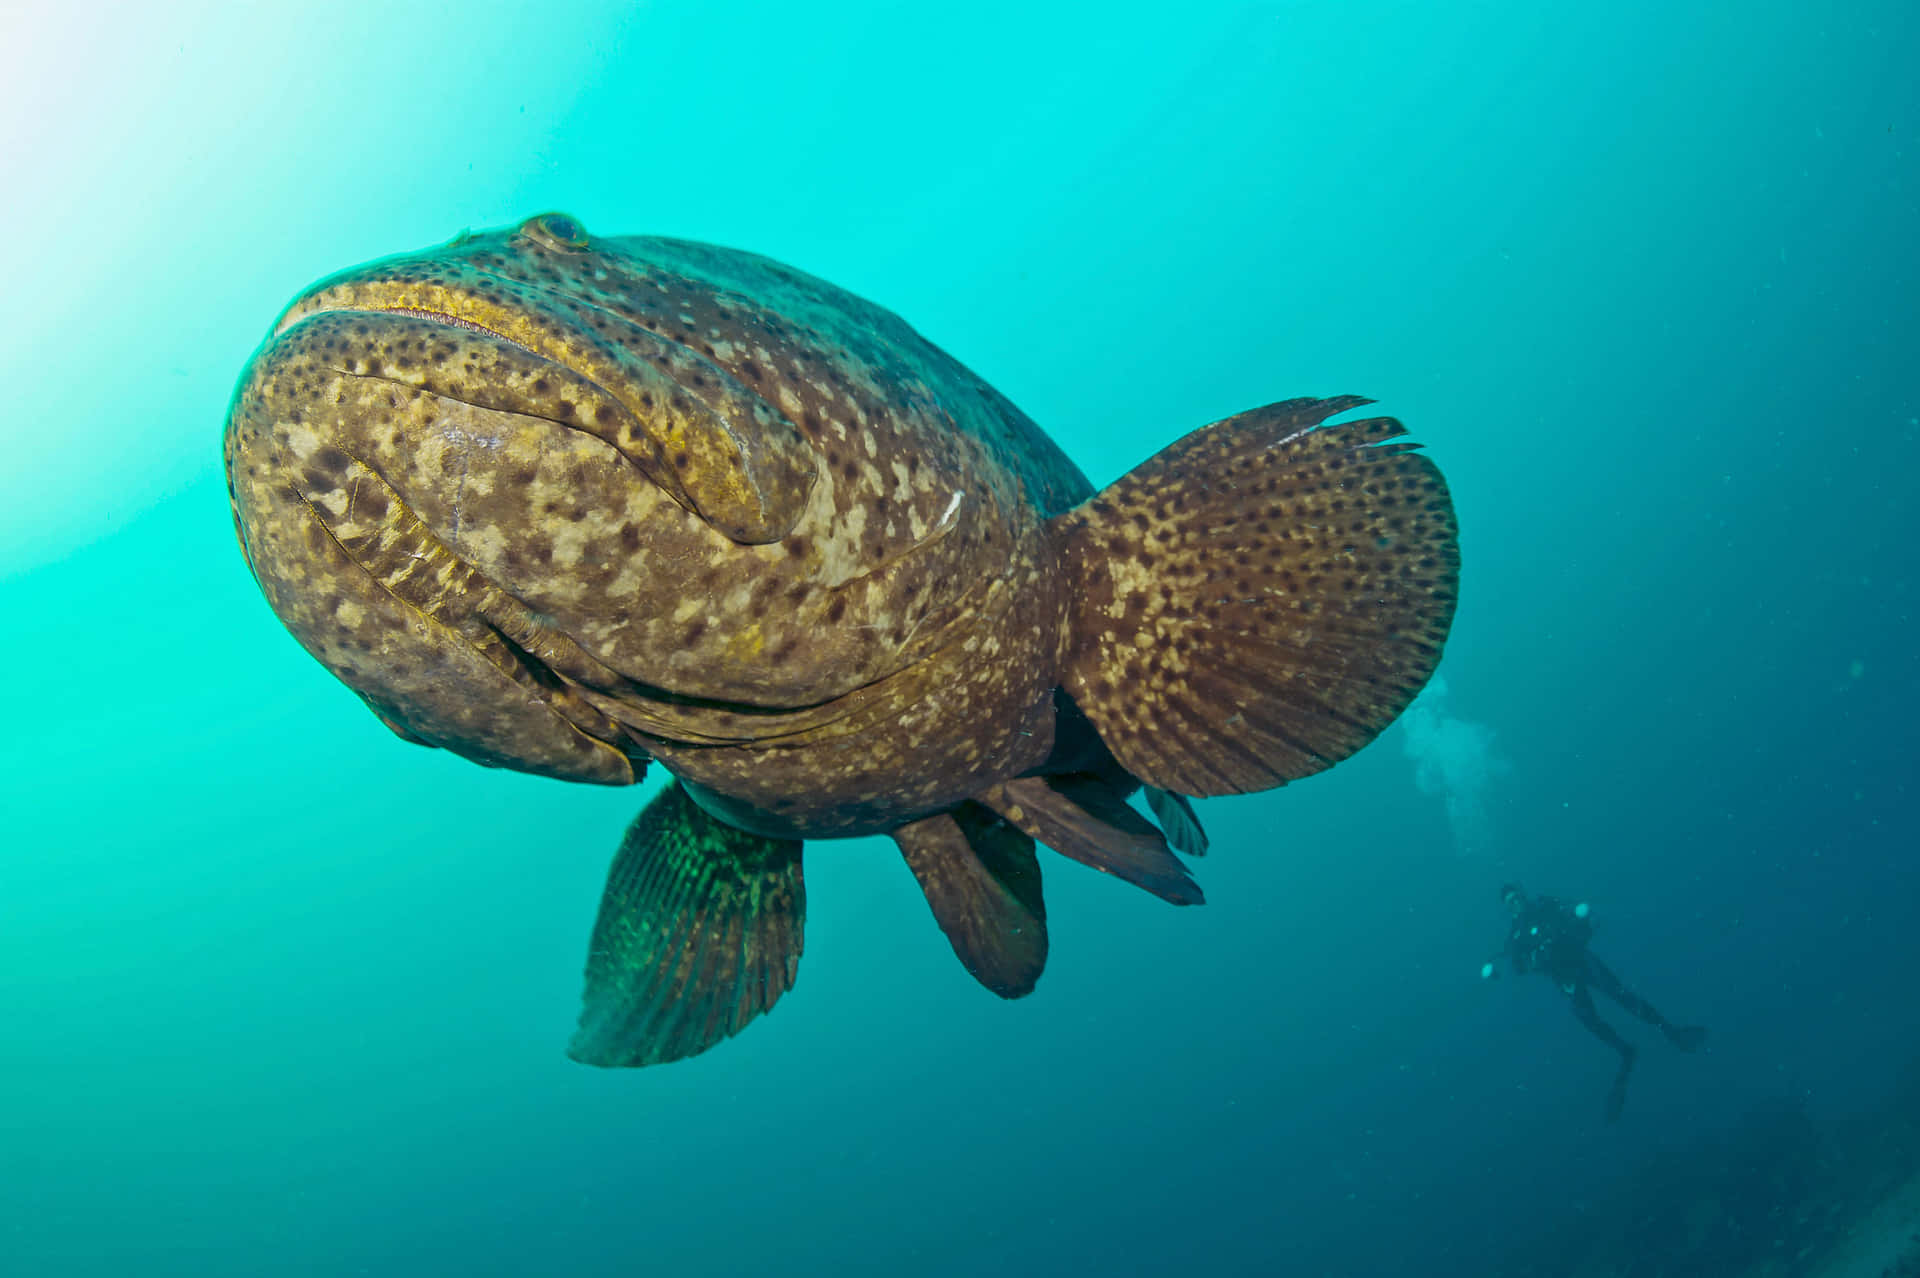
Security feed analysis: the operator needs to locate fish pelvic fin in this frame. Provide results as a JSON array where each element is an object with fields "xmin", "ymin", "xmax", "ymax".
[
  {"xmin": 1143, "ymin": 786, "xmax": 1208, "ymax": 857},
  {"xmin": 1051, "ymin": 396, "xmax": 1459, "ymax": 797},
  {"xmin": 892, "ymin": 803, "xmax": 1048, "ymax": 999},
  {"xmin": 569, "ymin": 781, "xmax": 804, "ymax": 1068},
  {"xmin": 979, "ymin": 775, "xmax": 1202, "ymax": 906}
]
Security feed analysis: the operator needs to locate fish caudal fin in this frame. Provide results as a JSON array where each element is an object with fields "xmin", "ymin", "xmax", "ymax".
[
  {"xmin": 569, "ymin": 781, "xmax": 804, "ymax": 1068},
  {"xmin": 980, "ymin": 775, "xmax": 1202, "ymax": 906},
  {"xmin": 892, "ymin": 803, "xmax": 1048, "ymax": 998},
  {"xmin": 1054, "ymin": 397, "xmax": 1458, "ymax": 797}
]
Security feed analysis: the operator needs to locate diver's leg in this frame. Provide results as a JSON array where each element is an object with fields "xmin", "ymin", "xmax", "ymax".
[
  {"xmin": 1585, "ymin": 956, "xmax": 1668, "ymax": 1026},
  {"xmin": 1587, "ymin": 955, "xmax": 1707, "ymax": 1051},
  {"xmin": 1567, "ymin": 983, "xmax": 1637, "ymax": 1124},
  {"xmin": 1566, "ymin": 982, "xmax": 1634, "ymax": 1058}
]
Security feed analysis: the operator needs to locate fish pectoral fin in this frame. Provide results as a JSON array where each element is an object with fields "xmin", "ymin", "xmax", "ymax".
[
  {"xmin": 979, "ymin": 776, "xmax": 1202, "ymax": 907},
  {"xmin": 1143, "ymin": 787, "xmax": 1208, "ymax": 857},
  {"xmin": 1052, "ymin": 396, "xmax": 1459, "ymax": 796},
  {"xmin": 892, "ymin": 803, "xmax": 1048, "ymax": 1000},
  {"xmin": 568, "ymin": 781, "xmax": 804, "ymax": 1068}
]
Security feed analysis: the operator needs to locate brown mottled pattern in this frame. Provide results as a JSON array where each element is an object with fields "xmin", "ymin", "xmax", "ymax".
[
  {"xmin": 1054, "ymin": 397, "xmax": 1460, "ymax": 797},
  {"xmin": 978, "ymin": 775, "xmax": 1202, "ymax": 905},
  {"xmin": 227, "ymin": 217, "xmax": 1460, "ymax": 853},
  {"xmin": 225, "ymin": 214, "xmax": 1084, "ymax": 831},
  {"xmin": 892, "ymin": 804, "xmax": 1047, "ymax": 998}
]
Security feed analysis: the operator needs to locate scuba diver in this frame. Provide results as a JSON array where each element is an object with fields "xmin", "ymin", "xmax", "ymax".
[{"xmin": 1484, "ymin": 883, "xmax": 1708, "ymax": 1123}]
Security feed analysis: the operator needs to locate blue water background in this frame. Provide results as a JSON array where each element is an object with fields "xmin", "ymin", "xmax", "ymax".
[{"xmin": 3, "ymin": 3, "xmax": 1915, "ymax": 1274}]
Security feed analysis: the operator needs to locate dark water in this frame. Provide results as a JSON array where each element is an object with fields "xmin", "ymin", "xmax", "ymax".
[{"xmin": 4, "ymin": 4, "xmax": 1916, "ymax": 1275}]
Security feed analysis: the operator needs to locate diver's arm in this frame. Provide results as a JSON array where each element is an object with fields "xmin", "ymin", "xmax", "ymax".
[{"xmin": 1484, "ymin": 933, "xmax": 1523, "ymax": 980}]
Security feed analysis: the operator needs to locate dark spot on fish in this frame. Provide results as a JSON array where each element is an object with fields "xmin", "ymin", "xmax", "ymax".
[{"xmin": 825, "ymin": 596, "xmax": 847, "ymax": 623}]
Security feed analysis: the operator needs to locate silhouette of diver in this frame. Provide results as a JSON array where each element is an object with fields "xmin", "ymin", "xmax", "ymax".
[{"xmin": 1484, "ymin": 883, "xmax": 1707, "ymax": 1122}]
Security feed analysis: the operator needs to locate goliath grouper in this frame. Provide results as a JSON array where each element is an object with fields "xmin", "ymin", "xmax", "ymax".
[{"xmin": 224, "ymin": 213, "xmax": 1459, "ymax": 1067}]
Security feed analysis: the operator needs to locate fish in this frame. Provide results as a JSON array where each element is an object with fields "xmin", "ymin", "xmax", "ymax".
[{"xmin": 223, "ymin": 213, "xmax": 1459, "ymax": 1067}]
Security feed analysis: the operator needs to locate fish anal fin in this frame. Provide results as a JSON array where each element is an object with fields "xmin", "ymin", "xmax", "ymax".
[
  {"xmin": 1054, "ymin": 396, "xmax": 1459, "ymax": 796},
  {"xmin": 980, "ymin": 776, "xmax": 1202, "ymax": 906},
  {"xmin": 569, "ymin": 781, "xmax": 804, "ymax": 1068},
  {"xmin": 893, "ymin": 803, "xmax": 1048, "ymax": 999}
]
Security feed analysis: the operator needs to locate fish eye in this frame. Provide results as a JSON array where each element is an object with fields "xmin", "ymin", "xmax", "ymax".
[{"xmin": 526, "ymin": 213, "xmax": 590, "ymax": 251}]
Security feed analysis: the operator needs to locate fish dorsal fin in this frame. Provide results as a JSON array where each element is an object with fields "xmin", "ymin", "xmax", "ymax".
[
  {"xmin": 1052, "ymin": 397, "xmax": 1459, "ymax": 796},
  {"xmin": 979, "ymin": 776, "xmax": 1202, "ymax": 906},
  {"xmin": 892, "ymin": 804, "xmax": 1047, "ymax": 999},
  {"xmin": 569, "ymin": 782, "xmax": 805, "ymax": 1068}
]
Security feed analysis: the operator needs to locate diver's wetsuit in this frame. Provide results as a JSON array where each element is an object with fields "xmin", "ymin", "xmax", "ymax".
[
  {"xmin": 1507, "ymin": 897, "xmax": 1677, "ymax": 1053},
  {"xmin": 1502, "ymin": 893, "xmax": 1705, "ymax": 1120}
]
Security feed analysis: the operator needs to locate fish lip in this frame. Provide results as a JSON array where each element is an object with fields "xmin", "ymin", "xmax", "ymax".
[
  {"xmin": 273, "ymin": 262, "xmax": 593, "ymax": 347},
  {"xmin": 275, "ymin": 270, "xmax": 815, "ymax": 547},
  {"xmin": 353, "ymin": 304, "xmax": 529, "ymax": 349},
  {"xmin": 275, "ymin": 300, "xmax": 542, "ymax": 362},
  {"xmin": 270, "ymin": 297, "xmax": 618, "ymax": 429}
]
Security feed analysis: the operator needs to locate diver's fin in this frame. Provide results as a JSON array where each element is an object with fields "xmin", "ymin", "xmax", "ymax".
[
  {"xmin": 979, "ymin": 775, "xmax": 1202, "ymax": 906},
  {"xmin": 1605, "ymin": 1046, "xmax": 1637, "ymax": 1124},
  {"xmin": 1052, "ymin": 396, "xmax": 1458, "ymax": 796},
  {"xmin": 1144, "ymin": 787, "xmax": 1208, "ymax": 857},
  {"xmin": 892, "ymin": 803, "xmax": 1048, "ymax": 998},
  {"xmin": 568, "ymin": 781, "xmax": 804, "ymax": 1068},
  {"xmin": 1666, "ymin": 1024, "xmax": 1708, "ymax": 1053}
]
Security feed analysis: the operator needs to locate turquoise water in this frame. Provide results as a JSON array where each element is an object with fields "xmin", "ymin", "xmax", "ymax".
[{"xmin": 4, "ymin": 3, "xmax": 1916, "ymax": 1274}]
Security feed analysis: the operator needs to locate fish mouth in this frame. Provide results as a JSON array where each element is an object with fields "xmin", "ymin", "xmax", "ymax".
[
  {"xmin": 273, "ymin": 262, "xmax": 818, "ymax": 548},
  {"xmin": 279, "ymin": 299, "xmax": 523, "ymax": 343},
  {"xmin": 358, "ymin": 304, "xmax": 525, "ymax": 347},
  {"xmin": 274, "ymin": 281, "xmax": 630, "ymax": 427},
  {"xmin": 227, "ymin": 292, "xmax": 852, "ymax": 776}
]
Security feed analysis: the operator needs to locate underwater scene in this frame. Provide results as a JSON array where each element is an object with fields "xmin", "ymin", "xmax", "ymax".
[{"xmin": 3, "ymin": 2, "xmax": 1916, "ymax": 1275}]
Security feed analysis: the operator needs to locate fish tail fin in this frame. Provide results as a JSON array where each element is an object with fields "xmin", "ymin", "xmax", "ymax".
[
  {"xmin": 1051, "ymin": 396, "xmax": 1458, "ymax": 796},
  {"xmin": 568, "ymin": 781, "xmax": 804, "ymax": 1068},
  {"xmin": 892, "ymin": 803, "xmax": 1048, "ymax": 998}
]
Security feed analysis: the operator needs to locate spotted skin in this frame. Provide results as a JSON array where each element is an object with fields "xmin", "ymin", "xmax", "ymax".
[
  {"xmin": 226, "ymin": 214, "xmax": 1092, "ymax": 834},
  {"xmin": 226, "ymin": 214, "xmax": 1463, "ymax": 1064}
]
